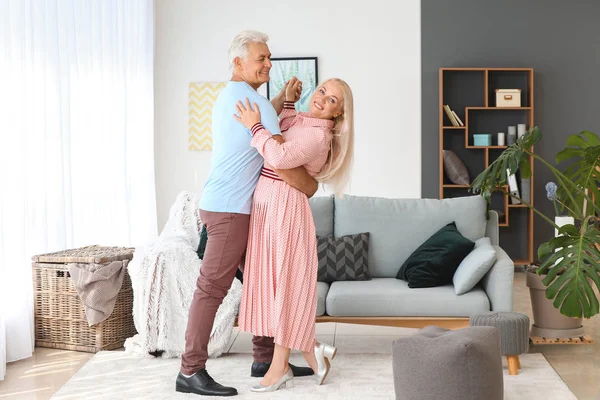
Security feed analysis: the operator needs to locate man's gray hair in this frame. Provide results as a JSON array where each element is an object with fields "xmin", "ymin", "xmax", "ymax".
[{"xmin": 228, "ymin": 30, "xmax": 269, "ymax": 68}]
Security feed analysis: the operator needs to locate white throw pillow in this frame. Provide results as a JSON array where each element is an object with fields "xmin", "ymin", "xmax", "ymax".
[{"xmin": 453, "ymin": 237, "xmax": 497, "ymax": 295}]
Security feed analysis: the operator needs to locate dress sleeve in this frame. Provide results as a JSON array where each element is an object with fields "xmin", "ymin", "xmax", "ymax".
[
  {"xmin": 250, "ymin": 123, "xmax": 328, "ymax": 170},
  {"xmin": 279, "ymin": 101, "xmax": 297, "ymax": 132}
]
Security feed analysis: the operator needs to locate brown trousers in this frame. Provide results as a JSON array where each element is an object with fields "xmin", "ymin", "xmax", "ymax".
[{"xmin": 180, "ymin": 210, "xmax": 275, "ymax": 375}]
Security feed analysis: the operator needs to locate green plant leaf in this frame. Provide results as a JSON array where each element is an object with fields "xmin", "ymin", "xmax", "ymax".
[
  {"xmin": 538, "ymin": 221, "xmax": 600, "ymax": 318},
  {"xmin": 470, "ymin": 127, "xmax": 539, "ymax": 197},
  {"xmin": 556, "ymin": 131, "xmax": 600, "ymax": 218}
]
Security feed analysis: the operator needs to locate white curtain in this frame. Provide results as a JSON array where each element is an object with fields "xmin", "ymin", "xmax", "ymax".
[{"xmin": 0, "ymin": 0, "xmax": 156, "ymax": 380}]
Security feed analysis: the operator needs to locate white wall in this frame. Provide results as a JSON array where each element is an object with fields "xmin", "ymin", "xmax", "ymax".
[{"xmin": 155, "ymin": 0, "xmax": 421, "ymax": 229}]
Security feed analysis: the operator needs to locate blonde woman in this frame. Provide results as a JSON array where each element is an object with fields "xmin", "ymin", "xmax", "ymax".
[{"xmin": 234, "ymin": 77, "xmax": 354, "ymax": 392}]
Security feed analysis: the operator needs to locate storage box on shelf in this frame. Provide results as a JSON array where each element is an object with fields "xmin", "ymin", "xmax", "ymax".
[
  {"xmin": 32, "ymin": 245, "xmax": 136, "ymax": 353},
  {"xmin": 473, "ymin": 133, "xmax": 493, "ymax": 146},
  {"xmin": 439, "ymin": 68, "xmax": 535, "ymax": 266},
  {"xmin": 495, "ymin": 89, "xmax": 522, "ymax": 107}
]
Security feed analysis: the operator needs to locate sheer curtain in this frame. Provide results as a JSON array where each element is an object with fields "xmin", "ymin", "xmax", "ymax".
[{"xmin": 0, "ymin": 0, "xmax": 156, "ymax": 380}]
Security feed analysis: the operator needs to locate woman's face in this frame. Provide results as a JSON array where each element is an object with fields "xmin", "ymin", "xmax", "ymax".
[{"xmin": 308, "ymin": 81, "xmax": 344, "ymax": 120}]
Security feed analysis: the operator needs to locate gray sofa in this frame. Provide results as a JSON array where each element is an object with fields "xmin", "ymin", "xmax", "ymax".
[{"xmin": 310, "ymin": 194, "xmax": 514, "ymax": 323}]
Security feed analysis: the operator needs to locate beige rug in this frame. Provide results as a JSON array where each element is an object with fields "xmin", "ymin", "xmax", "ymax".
[{"xmin": 51, "ymin": 351, "xmax": 576, "ymax": 399}]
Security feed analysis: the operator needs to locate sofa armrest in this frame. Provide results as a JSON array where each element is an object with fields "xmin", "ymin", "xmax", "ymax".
[
  {"xmin": 485, "ymin": 210, "xmax": 499, "ymax": 246},
  {"xmin": 480, "ymin": 245, "xmax": 514, "ymax": 312}
]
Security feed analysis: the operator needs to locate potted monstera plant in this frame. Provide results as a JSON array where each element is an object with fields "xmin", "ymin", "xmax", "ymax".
[{"xmin": 470, "ymin": 126, "xmax": 600, "ymax": 337}]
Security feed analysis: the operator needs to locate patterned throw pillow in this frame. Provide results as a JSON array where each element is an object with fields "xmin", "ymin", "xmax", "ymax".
[{"xmin": 317, "ymin": 232, "xmax": 371, "ymax": 283}]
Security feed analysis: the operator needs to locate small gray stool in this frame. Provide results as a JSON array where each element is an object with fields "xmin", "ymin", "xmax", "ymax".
[
  {"xmin": 392, "ymin": 326, "xmax": 503, "ymax": 400},
  {"xmin": 470, "ymin": 312, "xmax": 530, "ymax": 375}
]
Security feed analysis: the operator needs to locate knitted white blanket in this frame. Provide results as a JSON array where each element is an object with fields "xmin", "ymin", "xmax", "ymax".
[{"xmin": 124, "ymin": 191, "xmax": 241, "ymax": 359}]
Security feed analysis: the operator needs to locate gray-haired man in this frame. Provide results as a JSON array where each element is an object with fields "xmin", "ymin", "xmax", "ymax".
[{"xmin": 175, "ymin": 30, "xmax": 316, "ymax": 396}]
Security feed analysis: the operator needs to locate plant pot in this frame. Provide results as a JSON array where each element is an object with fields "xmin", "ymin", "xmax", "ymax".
[{"xmin": 526, "ymin": 269, "xmax": 584, "ymax": 338}]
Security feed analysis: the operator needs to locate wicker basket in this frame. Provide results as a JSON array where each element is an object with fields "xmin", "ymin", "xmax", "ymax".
[{"xmin": 32, "ymin": 245, "xmax": 137, "ymax": 353}]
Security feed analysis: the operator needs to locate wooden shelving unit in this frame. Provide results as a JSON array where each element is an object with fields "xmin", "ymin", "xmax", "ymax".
[{"xmin": 439, "ymin": 67, "xmax": 535, "ymax": 265}]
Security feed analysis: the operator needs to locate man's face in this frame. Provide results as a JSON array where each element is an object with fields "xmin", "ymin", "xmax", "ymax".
[{"xmin": 237, "ymin": 42, "xmax": 272, "ymax": 89}]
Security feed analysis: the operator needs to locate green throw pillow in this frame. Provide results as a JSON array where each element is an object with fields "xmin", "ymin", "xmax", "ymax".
[
  {"xmin": 396, "ymin": 222, "xmax": 475, "ymax": 288},
  {"xmin": 196, "ymin": 224, "xmax": 208, "ymax": 260}
]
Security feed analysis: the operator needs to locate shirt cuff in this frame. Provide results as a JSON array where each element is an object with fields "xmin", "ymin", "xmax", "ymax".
[
  {"xmin": 283, "ymin": 101, "xmax": 295, "ymax": 110},
  {"xmin": 250, "ymin": 123, "xmax": 264, "ymax": 136}
]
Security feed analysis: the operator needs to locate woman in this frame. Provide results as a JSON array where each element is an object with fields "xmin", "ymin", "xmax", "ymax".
[{"xmin": 234, "ymin": 76, "xmax": 354, "ymax": 392}]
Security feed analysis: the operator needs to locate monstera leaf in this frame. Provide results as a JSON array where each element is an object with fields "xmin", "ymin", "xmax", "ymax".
[
  {"xmin": 537, "ymin": 221, "xmax": 600, "ymax": 318},
  {"xmin": 556, "ymin": 131, "xmax": 600, "ymax": 218},
  {"xmin": 470, "ymin": 126, "xmax": 541, "ymax": 199}
]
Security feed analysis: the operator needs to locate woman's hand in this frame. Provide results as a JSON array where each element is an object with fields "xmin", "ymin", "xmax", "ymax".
[
  {"xmin": 285, "ymin": 77, "xmax": 302, "ymax": 102},
  {"xmin": 234, "ymin": 98, "xmax": 261, "ymax": 129}
]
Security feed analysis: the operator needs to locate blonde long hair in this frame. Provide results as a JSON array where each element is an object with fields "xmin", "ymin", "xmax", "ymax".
[{"xmin": 315, "ymin": 78, "xmax": 354, "ymax": 197}]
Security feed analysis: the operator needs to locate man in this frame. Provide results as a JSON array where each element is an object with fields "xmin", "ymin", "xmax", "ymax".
[{"xmin": 175, "ymin": 30, "xmax": 317, "ymax": 397}]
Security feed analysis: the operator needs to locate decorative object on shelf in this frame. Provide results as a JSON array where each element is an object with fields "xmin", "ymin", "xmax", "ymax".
[
  {"xmin": 497, "ymin": 132, "xmax": 505, "ymax": 146},
  {"xmin": 508, "ymin": 125, "xmax": 516, "ymax": 137},
  {"xmin": 471, "ymin": 126, "xmax": 600, "ymax": 321},
  {"xmin": 507, "ymin": 132, "xmax": 517, "ymax": 145},
  {"xmin": 188, "ymin": 82, "xmax": 228, "ymax": 151},
  {"xmin": 495, "ymin": 88, "xmax": 522, "ymax": 107},
  {"xmin": 266, "ymin": 57, "xmax": 318, "ymax": 113},
  {"xmin": 442, "ymin": 150, "xmax": 470, "ymax": 185},
  {"xmin": 520, "ymin": 178, "xmax": 531, "ymax": 203},
  {"xmin": 517, "ymin": 124, "xmax": 527, "ymax": 139},
  {"xmin": 473, "ymin": 133, "xmax": 492, "ymax": 146}
]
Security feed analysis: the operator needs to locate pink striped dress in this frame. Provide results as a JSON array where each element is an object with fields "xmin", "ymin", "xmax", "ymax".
[{"xmin": 238, "ymin": 102, "xmax": 334, "ymax": 352}]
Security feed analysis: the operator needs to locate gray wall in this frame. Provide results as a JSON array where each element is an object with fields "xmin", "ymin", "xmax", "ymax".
[{"xmin": 422, "ymin": 0, "xmax": 600, "ymax": 258}]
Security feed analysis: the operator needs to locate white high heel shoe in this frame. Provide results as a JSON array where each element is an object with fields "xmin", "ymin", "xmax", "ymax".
[
  {"xmin": 314, "ymin": 341, "xmax": 337, "ymax": 385},
  {"xmin": 250, "ymin": 368, "xmax": 294, "ymax": 392}
]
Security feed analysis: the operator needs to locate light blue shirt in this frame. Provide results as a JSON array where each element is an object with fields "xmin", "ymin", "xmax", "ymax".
[{"xmin": 199, "ymin": 81, "xmax": 281, "ymax": 214}]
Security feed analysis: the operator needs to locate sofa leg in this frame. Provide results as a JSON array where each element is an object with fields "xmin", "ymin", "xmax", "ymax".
[
  {"xmin": 517, "ymin": 356, "xmax": 521, "ymax": 370},
  {"xmin": 507, "ymin": 355, "xmax": 519, "ymax": 375}
]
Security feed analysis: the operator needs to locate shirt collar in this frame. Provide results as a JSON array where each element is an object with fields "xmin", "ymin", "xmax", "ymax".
[{"xmin": 297, "ymin": 112, "xmax": 335, "ymax": 129}]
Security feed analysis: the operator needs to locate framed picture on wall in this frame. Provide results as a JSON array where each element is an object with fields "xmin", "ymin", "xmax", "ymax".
[{"xmin": 266, "ymin": 57, "xmax": 318, "ymax": 113}]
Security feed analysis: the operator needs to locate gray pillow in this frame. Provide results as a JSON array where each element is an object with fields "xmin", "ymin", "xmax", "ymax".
[
  {"xmin": 443, "ymin": 150, "xmax": 470, "ymax": 185},
  {"xmin": 453, "ymin": 237, "xmax": 497, "ymax": 295},
  {"xmin": 317, "ymin": 233, "xmax": 371, "ymax": 283}
]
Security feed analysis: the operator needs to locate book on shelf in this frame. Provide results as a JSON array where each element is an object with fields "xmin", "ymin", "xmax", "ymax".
[
  {"xmin": 443, "ymin": 105, "xmax": 460, "ymax": 127},
  {"xmin": 507, "ymin": 169, "xmax": 521, "ymax": 204},
  {"xmin": 451, "ymin": 110, "xmax": 464, "ymax": 126}
]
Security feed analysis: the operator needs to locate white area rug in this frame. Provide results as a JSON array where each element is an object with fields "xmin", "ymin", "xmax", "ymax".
[{"xmin": 51, "ymin": 351, "xmax": 575, "ymax": 399}]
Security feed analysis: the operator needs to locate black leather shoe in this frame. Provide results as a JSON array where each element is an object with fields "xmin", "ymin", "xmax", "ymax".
[
  {"xmin": 176, "ymin": 369, "xmax": 238, "ymax": 396},
  {"xmin": 251, "ymin": 362, "xmax": 314, "ymax": 378}
]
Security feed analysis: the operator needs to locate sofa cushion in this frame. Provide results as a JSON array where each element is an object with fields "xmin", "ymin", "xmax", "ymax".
[
  {"xmin": 325, "ymin": 278, "xmax": 490, "ymax": 317},
  {"xmin": 453, "ymin": 237, "xmax": 497, "ymax": 295},
  {"xmin": 397, "ymin": 222, "xmax": 475, "ymax": 288},
  {"xmin": 334, "ymin": 195, "xmax": 487, "ymax": 278},
  {"xmin": 317, "ymin": 232, "xmax": 371, "ymax": 283},
  {"xmin": 317, "ymin": 281, "xmax": 329, "ymax": 317},
  {"xmin": 309, "ymin": 195, "xmax": 334, "ymax": 237}
]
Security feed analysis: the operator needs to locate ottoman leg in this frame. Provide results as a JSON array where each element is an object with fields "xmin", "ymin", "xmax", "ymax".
[
  {"xmin": 507, "ymin": 355, "xmax": 519, "ymax": 375},
  {"xmin": 517, "ymin": 356, "xmax": 521, "ymax": 370}
]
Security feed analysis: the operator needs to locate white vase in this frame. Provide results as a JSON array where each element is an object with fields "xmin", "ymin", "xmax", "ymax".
[{"xmin": 554, "ymin": 216, "xmax": 575, "ymax": 237}]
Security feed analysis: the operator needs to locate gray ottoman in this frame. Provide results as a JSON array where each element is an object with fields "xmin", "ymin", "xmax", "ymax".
[
  {"xmin": 470, "ymin": 312, "xmax": 530, "ymax": 375},
  {"xmin": 392, "ymin": 326, "xmax": 503, "ymax": 400}
]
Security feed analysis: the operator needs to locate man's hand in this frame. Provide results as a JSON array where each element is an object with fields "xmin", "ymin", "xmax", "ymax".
[{"xmin": 276, "ymin": 167, "xmax": 319, "ymax": 198}]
